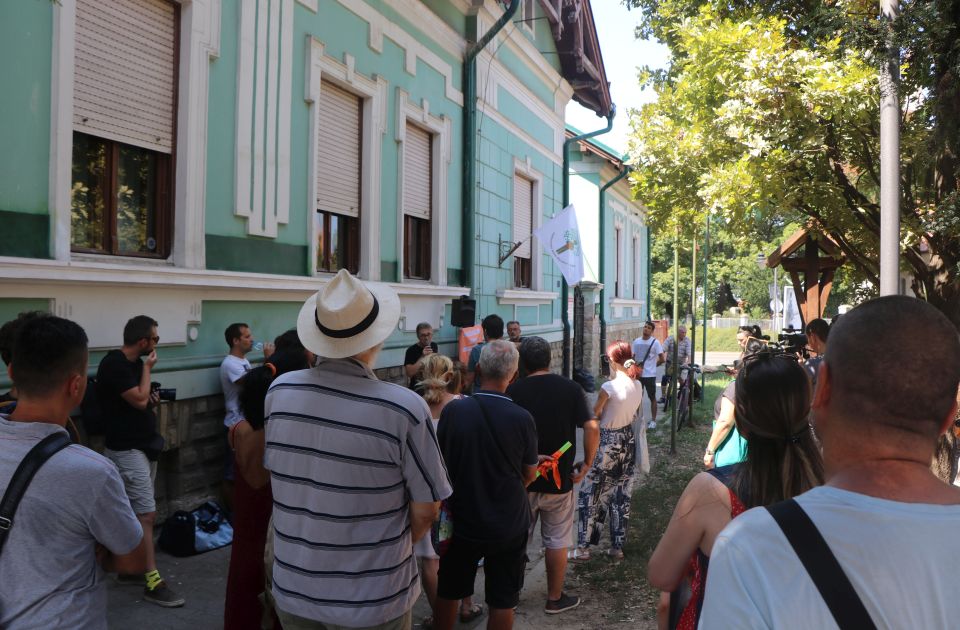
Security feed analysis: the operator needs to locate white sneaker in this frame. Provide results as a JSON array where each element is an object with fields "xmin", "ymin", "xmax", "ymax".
[{"xmin": 647, "ymin": 420, "xmax": 657, "ymax": 430}]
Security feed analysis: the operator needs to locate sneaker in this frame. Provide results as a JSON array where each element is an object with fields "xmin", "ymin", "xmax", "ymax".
[
  {"xmin": 647, "ymin": 420, "xmax": 657, "ymax": 430},
  {"xmin": 114, "ymin": 573, "xmax": 143, "ymax": 586},
  {"xmin": 545, "ymin": 592, "xmax": 581, "ymax": 615},
  {"xmin": 143, "ymin": 581, "xmax": 185, "ymax": 608},
  {"xmin": 657, "ymin": 397, "xmax": 666, "ymax": 404},
  {"xmin": 608, "ymin": 548, "xmax": 624, "ymax": 560},
  {"xmin": 570, "ymin": 548, "xmax": 591, "ymax": 562}
]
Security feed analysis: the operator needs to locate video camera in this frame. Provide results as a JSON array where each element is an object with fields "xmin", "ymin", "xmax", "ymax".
[
  {"xmin": 776, "ymin": 329, "xmax": 809, "ymax": 358},
  {"xmin": 150, "ymin": 381, "xmax": 177, "ymax": 402}
]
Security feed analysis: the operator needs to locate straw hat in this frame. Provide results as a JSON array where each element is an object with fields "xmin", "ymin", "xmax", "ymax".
[{"xmin": 296, "ymin": 269, "xmax": 400, "ymax": 359}]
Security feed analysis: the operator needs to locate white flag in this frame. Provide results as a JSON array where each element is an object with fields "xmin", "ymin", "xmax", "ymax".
[{"xmin": 534, "ymin": 204, "xmax": 584, "ymax": 287}]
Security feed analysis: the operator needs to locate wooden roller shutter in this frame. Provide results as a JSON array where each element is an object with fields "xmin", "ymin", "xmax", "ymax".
[
  {"xmin": 316, "ymin": 81, "xmax": 362, "ymax": 218},
  {"xmin": 74, "ymin": 0, "xmax": 177, "ymax": 154},
  {"xmin": 513, "ymin": 174, "xmax": 533, "ymax": 258},
  {"xmin": 403, "ymin": 124, "xmax": 432, "ymax": 220}
]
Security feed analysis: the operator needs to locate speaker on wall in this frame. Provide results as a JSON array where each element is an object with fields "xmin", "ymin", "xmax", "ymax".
[{"xmin": 450, "ymin": 295, "xmax": 476, "ymax": 328}]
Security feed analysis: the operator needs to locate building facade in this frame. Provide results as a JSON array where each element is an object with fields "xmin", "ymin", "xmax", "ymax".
[{"xmin": 0, "ymin": 0, "xmax": 616, "ymax": 514}]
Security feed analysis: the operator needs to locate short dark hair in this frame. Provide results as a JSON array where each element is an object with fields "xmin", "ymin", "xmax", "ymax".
[
  {"xmin": 225, "ymin": 322, "xmax": 249, "ymax": 348},
  {"xmin": 0, "ymin": 310, "xmax": 46, "ymax": 365},
  {"xmin": 826, "ymin": 296, "xmax": 960, "ymax": 435},
  {"xmin": 481, "ymin": 314, "xmax": 504, "ymax": 339},
  {"xmin": 416, "ymin": 322, "xmax": 432, "ymax": 335},
  {"xmin": 11, "ymin": 315, "xmax": 88, "ymax": 397},
  {"xmin": 239, "ymin": 350, "xmax": 310, "ymax": 430},
  {"xmin": 123, "ymin": 315, "xmax": 158, "ymax": 346},
  {"xmin": 519, "ymin": 336, "xmax": 551, "ymax": 373},
  {"xmin": 805, "ymin": 318, "xmax": 829, "ymax": 341},
  {"xmin": 274, "ymin": 329, "xmax": 304, "ymax": 353}
]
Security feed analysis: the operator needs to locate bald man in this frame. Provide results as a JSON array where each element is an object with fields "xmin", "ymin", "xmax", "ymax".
[{"xmin": 701, "ymin": 296, "xmax": 960, "ymax": 629}]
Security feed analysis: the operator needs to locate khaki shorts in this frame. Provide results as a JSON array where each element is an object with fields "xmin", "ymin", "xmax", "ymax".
[
  {"xmin": 528, "ymin": 491, "xmax": 575, "ymax": 550},
  {"xmin": 104, "ymin": 447, "xmax": 157, "ymax": 514}
]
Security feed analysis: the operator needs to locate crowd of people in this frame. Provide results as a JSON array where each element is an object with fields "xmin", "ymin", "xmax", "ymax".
[{"xmin": 2, "ymin": 268, "xmax": 959, "ymax": 630}]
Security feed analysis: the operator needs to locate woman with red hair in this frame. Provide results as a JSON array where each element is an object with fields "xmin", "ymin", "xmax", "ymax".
[{"xmin": 574, "ymin": 340, "xmax": 644, "ymax": 560}]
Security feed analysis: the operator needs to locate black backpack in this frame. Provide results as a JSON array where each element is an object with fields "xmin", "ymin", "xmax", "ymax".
[{"xmin": 79, "ymin": 376, "xmax": 107, "ymax": 435}]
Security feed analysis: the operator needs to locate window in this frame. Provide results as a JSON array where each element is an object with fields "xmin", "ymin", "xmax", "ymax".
[
  {"xmin": 513, "ymin": 173, "xmax": 534, "ymax": 289},
  {"xmin": 316, "ymin": 81, "xmax": 362, "ymax": 273},
  {"xmin": 615, "ymin": 226, "xmax": 623, "ymax": 297},
  {"xmin": 70, "ymin": 0, "xmax": 178, "ymax": 258},
  {"xmin": 403, "ymin": 124, "xmax": 433, "ymax": 280},
  {"xmin": 521, "ymin": 0, "xmax": 535, "ymax": 32}
]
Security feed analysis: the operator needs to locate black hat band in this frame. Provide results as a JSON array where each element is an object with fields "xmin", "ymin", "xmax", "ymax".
[{"xmin": 314, "ymin": 293, "xmax": 380, "ymax": 339}]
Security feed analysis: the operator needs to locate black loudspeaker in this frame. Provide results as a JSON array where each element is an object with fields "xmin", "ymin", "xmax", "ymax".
[{"xmin": 451, "ymin": 296, "xmax": 476, "ymax": 328}]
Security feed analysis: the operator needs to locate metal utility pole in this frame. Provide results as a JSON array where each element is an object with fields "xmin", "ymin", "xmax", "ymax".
[
  {"xmin": 701, "ymin": 214, "xmax": 709, "ymax": 395},
  {"xmin": 689, "ymin": 232, "xmax": 697, "ymax": 420},
  {"xmin": 670, "ymin": 227, "xmax": 680, "ymax": 455},
  {"xmin": 879, "ymin": 0, "xmax": 900, "ymax": 296}
]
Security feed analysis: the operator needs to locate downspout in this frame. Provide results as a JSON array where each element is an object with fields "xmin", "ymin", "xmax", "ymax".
[
  {"xmin": 462, "ymin": 0, "xmax": 520, "ymax": 291},
  {"xmin": 562, "ymin": 109, "xmax": 614, "ymax": 377},
  {"xmin": 646, "ymin": 229, "xmax": 651, "ymax": 320},
  {"xmin": 598, "ymin": 163, "xmax": 631, "ymax": 370}
]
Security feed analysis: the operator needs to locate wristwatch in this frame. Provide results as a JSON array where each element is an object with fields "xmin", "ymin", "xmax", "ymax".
[{"xmin": 704, "ymin": 448, "xmax": 714, "ymax": 456}]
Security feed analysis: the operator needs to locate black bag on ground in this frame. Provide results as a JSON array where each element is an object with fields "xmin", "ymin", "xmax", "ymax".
[{"xmin": 158, "ymin": 500, "xmax": 233, "ymax": 557}]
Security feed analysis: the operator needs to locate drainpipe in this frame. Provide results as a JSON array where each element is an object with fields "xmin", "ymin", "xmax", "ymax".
[
  {"xmin": 462, "ymin": 0, "xmax": 520, "ymax": 291},
  {"xmin": 598, "ymin": 163, "xmax": 631, "ymax": 369},
  {"xmin": 646, "ymin": 229, "xmax": 651, "ymax": 320},
  {"xmin": 562, "ymin": 109, "xmax": 615, "ymax": 377}
]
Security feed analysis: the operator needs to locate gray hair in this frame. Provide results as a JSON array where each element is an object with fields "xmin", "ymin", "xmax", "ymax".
[{"xmin": 479, "ymin": 339, "xmax": 519, "ymax": 381}]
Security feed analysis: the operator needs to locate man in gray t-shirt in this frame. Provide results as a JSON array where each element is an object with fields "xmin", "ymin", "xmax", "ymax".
[{"xmin": 0, "ymin": 315, "xmax": 146, "ymax": 630}]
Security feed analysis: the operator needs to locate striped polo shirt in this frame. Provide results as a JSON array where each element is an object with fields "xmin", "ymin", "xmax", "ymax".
[{"xmin": 263, "ymin": 358, "xmax": 452, "ymax": 626}]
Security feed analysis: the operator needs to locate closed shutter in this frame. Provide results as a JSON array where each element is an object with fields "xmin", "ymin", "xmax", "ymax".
[
  {"xmin": 74, "ymin": 0, "xmax": 177, "ymax": 154},
  {"xmin": 403, "ymin": 124, "xmax": 432, "ymax": 220},
  {"xmin": 513, "ymin": 174, "xmax": 533, "ymax": 258},
  {"xmin": 317, "ymin": 81, "xmax": 361, "ymax": 218}
]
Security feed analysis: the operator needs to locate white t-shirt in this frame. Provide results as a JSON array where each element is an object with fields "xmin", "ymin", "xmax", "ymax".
[
  {"xmin": 631, "ymin": 336, "xmax": 663, "ymax": 378},
  {"xmin": 599, "ymin": 371, "xmax": 644, "ymax": 430},
  {"xmin": 220, "ymin": 354, "xmax": 251, "ymax": 428},
  {"xmin": 700, "ymin": 486, "xmax": 960, "ymax": 629}
]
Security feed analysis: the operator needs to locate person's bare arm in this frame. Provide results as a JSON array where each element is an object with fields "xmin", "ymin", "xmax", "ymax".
[
  {"xmin": 409, "ymin": 501, "xmax": 440, "ymax": 542},
  {"xmin": 119, "ymin": 351, "xmax": 157, "ymax": 410},
  {"xmin": 97, "ymin": 535, "xmax": 149, "ymax": 575},
  {"xmin": 704, "ymin": 397, "xmax": 736, "ymax": 468},
  {"xmin": 572, "ymin": 418, "xmax": 600, "ymax": 483},
  {"xmin": 404, "ymin": 362, "xmax": 420, "ymax": 378},
  {"xmin": 656, "ymin": 351, "xmax": 666, "ymax": 366}
]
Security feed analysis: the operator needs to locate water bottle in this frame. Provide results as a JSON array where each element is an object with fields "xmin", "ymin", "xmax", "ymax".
[{"xmin": 252, "ymin": 341, "xmax": 264, "ymax": 351}]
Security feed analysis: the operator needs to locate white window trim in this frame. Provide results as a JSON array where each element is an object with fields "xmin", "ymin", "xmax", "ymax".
[
  {"xmin": 49, "ymin": 0, "xmax": 221, "ymax": 268},
  {"xmin": 496, "ymin": 288, "xmax": 558, "ymax": 307},
  {"xmin": 520, "ymin": 0, "xmax": 535, "ymax": 34},
  {"xmin": 395, "ymin": 88, "xmax": 451, "ymax": 285},
  {"xmin": 632, "ymin": 233, "xmax": 641, "ymax": 300},
  {"xmin": 512, "ymin": 156, "xmax": 543, "ymax": 291},
  {"xmin": 613, "ymin": 215, "xmax": 625, "ymax": 298},
  {"xmin": 305, "ymin": 36, "xmax": 388, "ymax": 279}
]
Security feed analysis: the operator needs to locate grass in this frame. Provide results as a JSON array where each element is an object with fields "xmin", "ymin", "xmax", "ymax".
[
  {"xmin": 694, "ymin": 326, "xmax": 741, "ymax": 353},
  {"xmin": 571, "ymin": 374, "xmax": 730, "ymax": 626}
]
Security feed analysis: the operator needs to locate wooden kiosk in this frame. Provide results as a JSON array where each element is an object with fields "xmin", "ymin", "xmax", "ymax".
[{"xmin": 765, "ymin": 226, "xmax": 845, "ymax": 326}]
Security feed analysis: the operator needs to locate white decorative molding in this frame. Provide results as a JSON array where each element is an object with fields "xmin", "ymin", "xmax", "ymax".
[
  {"xmin": 609, "ymin": 297, "xmax": 645, "ymax": 320},
  {"xmin": 333, "ymin": 0, "xmax": 463, "ymax": 105},
  {"xmin": 496, "ymin": 288, "xmax": 558, "ymax": 306},
  {"xmin": 49, "ymin": 0, "xmax": 221, "ymax": 268},
  {"xmin": 295, "ymin": 0, "xmax": 317, "ymax": 11},
  {"xmin": 513, "ymin": 157, "xmax": 545, "ymax": 290},
  {"xmin": 305, "ymin": 37, "xmax": 388, "ymax": 280},
  {"xmin": 395, "ymin": 88, "xmax": 452, "ymax": 286},
  {"xmin": 234, "ymin": 0, "xmax": 294, "ymax": 237},
  {"xmin": 384, "ymin": 0, "xmax": 466, "ymax": 58}
]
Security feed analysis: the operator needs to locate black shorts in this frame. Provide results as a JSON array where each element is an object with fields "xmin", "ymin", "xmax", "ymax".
[
  {"xmin": 640, "ymin": 377, "xmax": 657, "ymax": 400},
  {"xmin": 437, "ymin": 532, "xmax": 528, "ymax": 609}
]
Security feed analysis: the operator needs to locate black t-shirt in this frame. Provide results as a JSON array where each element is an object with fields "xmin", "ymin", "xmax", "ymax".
[
  {"xmin": 437, "ymin": 391, "xmax": 538, "ymax": 542},
  {"xmin": 404, "ymin": 342, "xmax": 439, "ymax": 389},
  {"xmin": 97, "ymin": 349, "xmax": 159, "ymax": 454},
  {"xmin": 507, "ymin": 374, "xmax": 590, "ymax": 494}
]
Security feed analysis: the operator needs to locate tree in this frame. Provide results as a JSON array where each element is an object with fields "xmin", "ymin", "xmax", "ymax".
[{"xmin": 626, "ymin": 0, "xmax": 960, "ymax": 326}]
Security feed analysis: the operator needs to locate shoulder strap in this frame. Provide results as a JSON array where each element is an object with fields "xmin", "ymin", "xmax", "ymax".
[
  {"xmin": 473, "ymin": 396, "xmax": 524, "ymax": 480},
  {"xmin": 0, "ymin": 431, "xmax": 72, "ymax": 554},
  {"xmin": 765, "ymin": 499, "xmax": 877, "ymax": 630},
  {"xmin": 640, "ymin": 340, "xmax": 655, "ymax": 365}
]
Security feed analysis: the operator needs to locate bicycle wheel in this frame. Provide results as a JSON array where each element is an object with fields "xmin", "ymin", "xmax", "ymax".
[{"xmin": 676, "ymin": 387, "xmax": 690, "ymax": 430}]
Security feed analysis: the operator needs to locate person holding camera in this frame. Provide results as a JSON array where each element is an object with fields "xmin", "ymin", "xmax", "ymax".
[
  {"xmin": 803, "ymin": 318, "xmax": 829, "ymax": 386},
  {"xmin": 97, "ymin": 315, "xmax": 184, "ymax": 608}
]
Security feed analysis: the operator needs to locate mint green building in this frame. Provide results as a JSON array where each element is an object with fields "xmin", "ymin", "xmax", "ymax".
[{"xmin": 0, "ymin": 0, "xmax": 619, "ymax": 512}]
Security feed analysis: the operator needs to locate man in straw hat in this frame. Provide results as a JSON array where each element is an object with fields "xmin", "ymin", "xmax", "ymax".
[{"xmin": 264, "ymin": 269, "xmax": 452, "ymax": 629}]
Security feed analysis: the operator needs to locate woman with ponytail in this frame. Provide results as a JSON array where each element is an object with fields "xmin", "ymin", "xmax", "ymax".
[
  {"xmin": 224, "ymin": 350, "xmax": 308, "ymax": 630},
  {"xmin": 411, "ymin": 354, "xmax": 480, "ymax": 627},
  {"xmin": 648, "ymin": 350, "xmax": 823, "ymax": 630},
  {"xmin": 574, "ymin": 341, "xmax": 644, "ymax": 561}
]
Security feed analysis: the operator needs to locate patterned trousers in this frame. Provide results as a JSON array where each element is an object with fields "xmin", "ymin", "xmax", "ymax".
[{"xmin": 577, "ymin": 425, "xmax": 636, "ymax": 550}]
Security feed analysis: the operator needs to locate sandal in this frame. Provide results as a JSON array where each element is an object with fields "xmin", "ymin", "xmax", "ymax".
[
  {"xmin": 570, "ymin": 548, "xmax": 591, "ymax": 562},
  {"xmin": 459, "ymin": 604, "xmax": 483, "ymax": 623}
]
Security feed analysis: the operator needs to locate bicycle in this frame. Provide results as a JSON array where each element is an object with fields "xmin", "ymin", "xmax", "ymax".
[{"xmin": 664, "ymin": 363, "xmax": 701, "ymax": 430}]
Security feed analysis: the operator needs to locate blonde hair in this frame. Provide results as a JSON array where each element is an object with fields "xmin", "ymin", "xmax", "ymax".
[{"xmin": 415, "ymin": 354, "xmax": 456, "ymax": 405}]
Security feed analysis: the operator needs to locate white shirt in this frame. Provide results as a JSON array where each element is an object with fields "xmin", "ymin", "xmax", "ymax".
[
  {"xmin": 219, "ymin": 354, "xmax": 251, "ymax": 428},
  {"xmin": 599, "ymin": 371, "xmax": 644, "ymax": 430},
  {"xmin": 631, "ymin": 336, "xmax": 663, "ymax": 378},
  {"xmin": 700, "ymin": 486, "xmax": 960, "ymax": 629}
]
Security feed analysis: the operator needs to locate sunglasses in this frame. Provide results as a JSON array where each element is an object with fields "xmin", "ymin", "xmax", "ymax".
[{"xmin": 145, "ymin": 336, "xmax": 160, "ymax": 343}]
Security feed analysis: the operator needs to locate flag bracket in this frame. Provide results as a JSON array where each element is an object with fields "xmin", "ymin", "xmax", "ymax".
[{"xmin": 497, "ymin": 234, "xmax": 526, "ymax": 266}]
